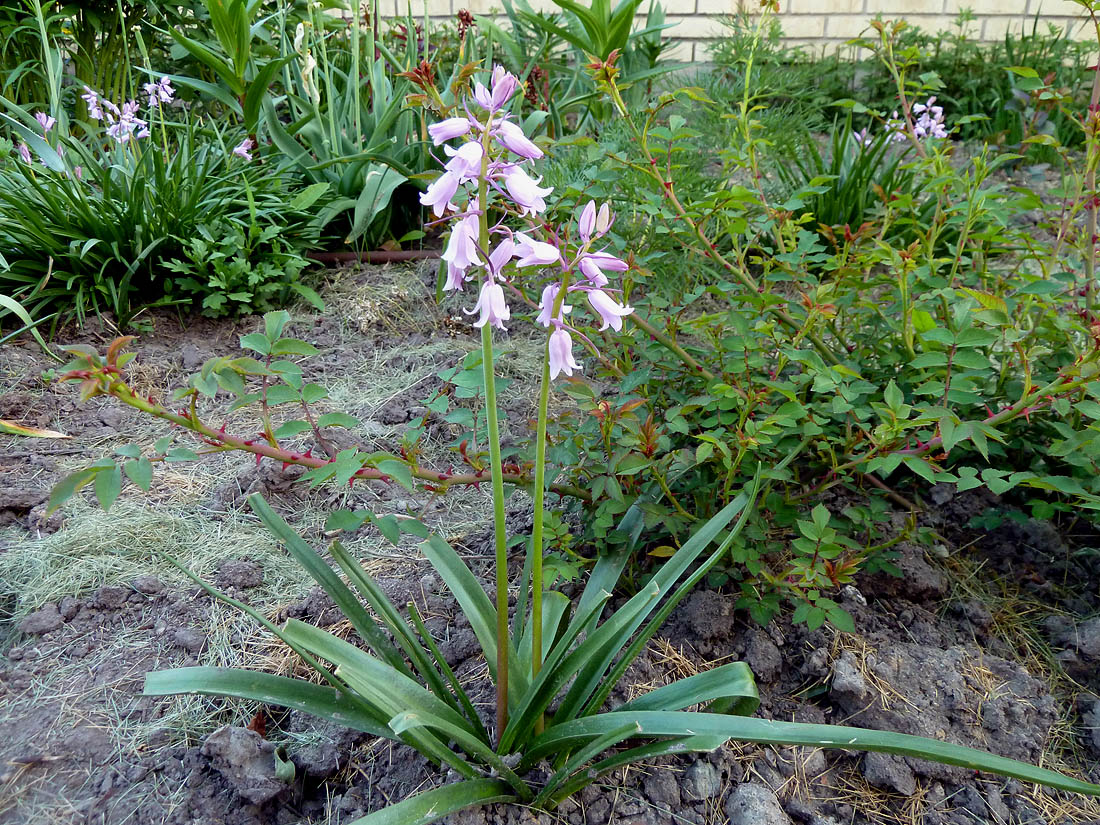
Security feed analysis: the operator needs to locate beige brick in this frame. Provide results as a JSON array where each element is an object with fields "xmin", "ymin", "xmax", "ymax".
[
  {"xmin": 780, "ymin": 14, "xmax": 826, "ymax": 37},
  {"xmin": 416, "ymin": 0, "xmax": 450, "ymax": 15},
  {"xmin": 865, "ymin": 0, "xmax": 940, "ymax": 14},
  {"xmin": 663, "ymin": 39, "xmax": 696, "ymax": 61},
  {"xmin": 789, "ymin": 0, "xmax": 863, "ymax": 13},
  {"xmin": 1027, "ymin": 0, "xmax": 1087, "ymax": 15},
  {"xmin": 463, "ymin": 0, "xmax": 505, "ymax": 14},
  {"xmin": 696, "ymin": 0, "xmax": 738, "ymax": 12},
  {"xmin": 944, "ymin": 0, "xmax": 1026, "ymax": 14},
  {"xmin": 666, "ymin": 14, "xmax": 728, "ymax": 38},
  {"xmin": 824, "ymin": 13, "xmax": 878, "ymax": 37}
]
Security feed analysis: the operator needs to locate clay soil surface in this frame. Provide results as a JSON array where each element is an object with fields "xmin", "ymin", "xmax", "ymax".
[{"xmin": 2, "ymin": 263, "xmax": 1100, "ymax": 825}]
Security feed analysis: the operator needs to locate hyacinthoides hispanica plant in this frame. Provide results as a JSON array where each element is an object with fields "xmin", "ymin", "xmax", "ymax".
[{"xmin": 47, "ymin": 67, "xmax": 1100, "ymax": 824}]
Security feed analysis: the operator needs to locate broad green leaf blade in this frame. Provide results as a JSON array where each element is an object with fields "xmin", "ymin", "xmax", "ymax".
[
  {"xmin": 344, "ymin": 778, "xmax": 514, "ymax": 825},
  {"xmin": 498, "ymin": 582, "xmax": 658, "ymax": 754},
  {"xmin": 248, "ymin": 494, "xmax": 414, "ymax": 678},
  {"xmin": 328, "ymin": 540, "xmax": 457, "ymax": 712},
  {"xmin": 617, "ymin": 661, "xmax": 759, "ymax": 716},
  {"xmin": 0, "ymin": 294, "xmax": 59, "ymax": 361},
  {"xmin": 419, "ymin": 535, "xmax": 527, "ymax": 704},
  {"xmin": 556, "ymin": 478, "xmax": 759, "ymax": 725},
  {"xmin": 46, "ymin": 467, "xmax": 98, "ymax": 515},
  {"xmin": 389, "ymin": 711, "xmax": 531, "ymax": 799},
  {"xmin": 143, "ymin": 667, "xmax": 392, "ymax": 738},
  {"xmin": 579, "ymin": 472, "xmax": 762, "ymax": 719},
  {"xmin": 534, "ymin": 722, "xmax": 639, "ymax": 807},
  {"xmin": 547, "ymin": 735, "xmax": 729, "ymax": 805},
  {"xmin": 345, "ymin": 164, "xmax": 407, "ymax": 244},
  {"xmin": 528, "ymin": 711, "xmax": 1100, "ymax": 797},
  {"xmin": 281, "ymin": 619, "xmax": 476, "ymax": 778}
]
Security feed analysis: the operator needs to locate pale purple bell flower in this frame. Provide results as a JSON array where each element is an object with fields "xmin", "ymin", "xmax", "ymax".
[
  {"xmin": 587, "ymin": 289, "xmax": 634, "ymax": 332},
  {"xmin": 35, "ymin": 112, "xmax": 56, "ymax": 133},
  {"xmin": 578, "ymin": 201, "xmax": 596, "ymax": 242},
  {"xmin": 420, "ymin": 170, "xmax": 461, "ymax": 217},
  {"xmin": 470, "ymin": 279, "xmax": 510, "ymax": 330},
  {"xmin": 548, "ymin": 327, "xmax": 582, "ymax": 379},
  {"xmin": 503, "ymin": 165, "xmax": 552, "ymax": 216},
  {"xmin": 536, "ymin": 283, "xmax": 572, "ymax": 327},
  {"xmin": 494, "ymin": 119, "xmax": 542, "ymax": 160},
  {"xmin": 443, "ymin": 140, "xmax": 484, "ymax": 181},
  {"xmin": 232, "ymin": 137, "xmax": 255, "ymax": 160},
  {"xmin": 514, "ymin": 232, "xmax": 561, "ymax": 267},
  {"xmin": 442, "ymin": 213, "xmax": 482, "ymax": 272},
  {"xmin": 429, "ymin": 117, "xmax": 472, "ymax": 145}
]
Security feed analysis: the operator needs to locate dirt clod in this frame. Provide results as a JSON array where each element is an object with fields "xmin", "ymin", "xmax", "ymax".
[
  {"xmin": 18, "ymin": 603, "xmax": 63, "ymax": 634},
  {"xmin": 724, "ymin": 782, "xmax": 791, "ymax": 825},
  {"xmin": 201, "ymin": 725, "xmax": 287, "ymax": 805}
]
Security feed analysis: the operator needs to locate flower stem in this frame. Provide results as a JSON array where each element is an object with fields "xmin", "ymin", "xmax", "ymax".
[
  {"xmin": 481, "ymin": 321, "xmax": 510, "ymax": 738},
  {"xmin": 530, "ymin": 348, "xmax": 551, "ymax": 678},
  {"xmin": 476, "ymin": 122, "xmax": 510, "ymax": 738}
]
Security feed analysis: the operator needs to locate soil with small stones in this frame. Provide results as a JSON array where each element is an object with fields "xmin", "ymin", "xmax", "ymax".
[{"xmin": 2, "ymin": 265, "xmax": 1100, "ymax": 825}]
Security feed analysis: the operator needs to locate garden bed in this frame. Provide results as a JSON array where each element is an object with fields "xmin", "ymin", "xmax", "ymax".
[{"xmin": 2, "ymin": 263, "xmax": 1099, "ymax": 825}]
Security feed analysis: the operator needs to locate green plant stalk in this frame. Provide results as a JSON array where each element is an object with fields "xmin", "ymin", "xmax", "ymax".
[
  {"xmin": 529, "ymin": 270, "xmax": 575, "ymax": 679},
  {"xmin": 473, "ymin": 122, "xmax": 511, "ymax": 737},
  {"xmin": 530, "ymin": 353, "xmax": 551, "ymax": 681}
]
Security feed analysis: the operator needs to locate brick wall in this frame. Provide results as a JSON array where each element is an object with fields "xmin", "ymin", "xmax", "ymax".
[{"xmin": 377, "ymin": 0, "xmax": 1092, "ymax": 63}]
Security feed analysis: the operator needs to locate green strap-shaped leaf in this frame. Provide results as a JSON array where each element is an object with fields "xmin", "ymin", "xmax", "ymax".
[
  {"xmin": 617, "ymin": 661, "xmax": 759, "ymax": 717},
  {"xmin": 328, "ymin": 540, "xmax": 457, "ymax": 714},
  {"xmin": 420, "ymin": 535, "xmax": 528, "ymax": 705},
  {"xmin": 578, "ymin": 472, "xmax": 762, "ymax": 720},
  {"xmin": 546, "ymin": 735, "xmax": 729, "ymax": 806},
  {"xmin": 344, "ymin": 778, "xmax": 515, "ymax": 825},
  {"xmin": 527, "ymin": 711, "xmax": 1100, "ymax": 797},
  {"xmin": 498, "ymin": 583, "xmax": 658, "ymax": 754},
  {"xmin": 143, "ymin": 667, "xmax": 391, "ymax": 739},
  {"xmin": 389, "ymin": 711, "xmax": 531, "ymax": 800},
  {"xmin": 248, "ymin": 494, "xmax": 414, "ymax": 680},
  {"xmin": 533, "ymin": 722, "xmax": 639, "ymax": 807},
  {"xmin": 283, "ymin": 620, "xmax": 478, "ymax": 780},
  {"xmin": 554, "ymin": 479, "xmax": 759, "ymax": 725}
]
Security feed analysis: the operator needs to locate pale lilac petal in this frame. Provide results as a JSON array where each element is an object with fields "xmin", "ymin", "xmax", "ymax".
[
  {"xmin": 420, "ymin": 170, "xmax": 460, "ymax": 216},
  {"xmin": 548, "ymin": 327, "xmax": 581, "ymax": 379},
  {"xmin": 429, "ymin": 117, "xmax": 472, "ymax": 145},
  {"xmin": 578, "ymin": 200, "xmax": 596, "ymax": 242},
  {"xmin": 588, "ymin": 289, "xmax": 633, "ymax": 332},
  {"xmin": 536, "ymin": 283, "xmax": 572, "ymax": 327},
  {"xmin": 503, "ymin": 166, "xmax": 552, "ymax": 216},
  {"xmin": 35, "ymin": 112, "xmax": 56, "ymax": 133},
  {"xmin": 494, "ymin": 119, "xmax": 542, "ymax": 159},
  {"xmin": 473, "ymin": 81, "xmax": 493, "ymax": 110},
  {"xmin": 490, "ymin": 65, "xmax": 519, "ymax": 110},
  {"xmin": 444, "ymin": 261, "xmax": 467, "ymax": 292},
  {"xmin": 487, "ymin": 237, "xmax": 515, "ymax": 276},
  {"xmin": 442, "ymin": 213, "xmax": 482, "ymax": 270},
  {"xmin": 514, "ymin": 232, "xmax": 560, "ymax": 267},
  {"xmin": 443, "ymin": 140, "xmax": 484, "ymax": 181},
  {"xmin": 232, "ymin": 137, "xmax": 254, "ymax": 160},
  {"xmin": 595, "ymin": 203, "xmax": 612, "ymax": 235},
  {"xmin": 470, "ymin": 280, "xmax": 510, "ymax": 330},
  {"xmin": 17, "ymin": 142, "xmax": 31, "ymax": 164}
]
